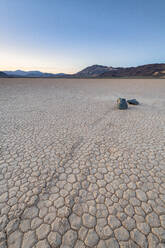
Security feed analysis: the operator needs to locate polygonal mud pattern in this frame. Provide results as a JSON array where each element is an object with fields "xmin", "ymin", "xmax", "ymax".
[{"xmin": 0, "ymin": 78, "xmax": 165, "ymax": 247}]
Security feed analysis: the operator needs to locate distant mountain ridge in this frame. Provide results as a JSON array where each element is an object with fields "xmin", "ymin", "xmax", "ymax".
[
  {"xmin": 4, "ymin": 70, "xmax": 68, "ymax": 78},
  {"xmin": 100, "ymin": 64, "xmax": 165, "ymax": 78},
  {"xmin": 3, "ymin": 63, "xmax": 165, "ymax": 78},
  {"xmin": 0, "ymin": 71, "xmax": 8, "ymax": 77},
  {"xmin": 5, "ymin": 70, "xmax": 43, "ymax": 77},
  {"xmin": 74, "ymin": 64, "xmax": 165, "ymax": 78}
]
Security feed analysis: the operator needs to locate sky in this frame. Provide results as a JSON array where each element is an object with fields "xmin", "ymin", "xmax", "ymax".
[{"xmin": 0, "ymin": 0, "xmax": 165, "ymax": 73}]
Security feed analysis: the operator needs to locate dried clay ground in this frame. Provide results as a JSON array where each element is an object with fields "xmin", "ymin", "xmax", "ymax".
[{"xmin": 0, "ymin": 78, "xmax": 165, "ymax": 248}]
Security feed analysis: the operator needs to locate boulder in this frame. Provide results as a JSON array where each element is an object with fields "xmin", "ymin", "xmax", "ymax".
[
  {"xmin": 117, "ymin": 98, "xmax": 128, "ymax": 110},
  {"xmin": 127, "ymin": 99, "xmax": 139, "ymax": 105}
]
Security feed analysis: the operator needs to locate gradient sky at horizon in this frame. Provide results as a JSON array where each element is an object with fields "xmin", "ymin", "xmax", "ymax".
[{"xmin": 0, "ymin": 0, "xmax": 165, "ymax": 73}]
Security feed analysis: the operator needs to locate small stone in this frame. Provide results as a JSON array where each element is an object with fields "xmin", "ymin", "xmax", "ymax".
[
  {"xmin": 82, "ymin": 213, "xmax": 96, "ymax": 228},
  {"xmin": 117, "ymin": 98, "xmax": 128, "ymax": 110},
  {"xmin": 136, "ymin": 190, "xmax": 147, "ymax": 202},
  {"xmin": 85, "ymin": 229, "xmax": 99, "ymax": 247},
  {"xmin": 114, "ymin": 227, "xmax": 129, "ymax": 241},
  {"xmin": 62, "ymin": 230, "xmax": 77, "ymax": 248},
  {"xmin": 69, "ymin": 213, "xmax": 81, "ymax": 230},
  {"xmin": 48, "ymin": 231, "xmax": 61, "ymax": 247},
  {"xmin": 36, "ymin": 224, "xmax": 50, "ymax": 240},
  {"xmin": 127, "ymin": 99, "xmax": 139, "ymax": 105}
]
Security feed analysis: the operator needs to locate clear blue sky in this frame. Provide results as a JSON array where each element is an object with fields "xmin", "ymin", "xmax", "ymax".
[{"xmin": 0, "ymin": 0, "xmax": 165, "ymax": 73}]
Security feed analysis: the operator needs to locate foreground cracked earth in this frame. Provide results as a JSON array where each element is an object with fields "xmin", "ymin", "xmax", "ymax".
[{"xmin": 0, "ymin": 78, "xmax": 165, "ymax": 248}]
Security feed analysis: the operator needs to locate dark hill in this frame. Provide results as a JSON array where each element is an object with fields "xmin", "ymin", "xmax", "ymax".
[
  {"xmin": 100, "ymin": 64, "xmax": 165, "ymax": 78},
  {"xmin": 75, "ymin": 64, "xmax": 113, "ymax": 78}
]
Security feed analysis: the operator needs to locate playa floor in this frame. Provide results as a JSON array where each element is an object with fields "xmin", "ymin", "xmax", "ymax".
[{"xmin": 0, "ymin": 78, "xmax": 165, "ymax": 248}]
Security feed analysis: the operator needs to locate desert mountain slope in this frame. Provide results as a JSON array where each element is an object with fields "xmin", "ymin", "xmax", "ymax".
[
  {"xmin": 75, "ymin": 64, "xmax": 112, "ymax": 77},
  {"xmin": 100, "ymin": 64, "xmax": 165, "ymax": 78}
]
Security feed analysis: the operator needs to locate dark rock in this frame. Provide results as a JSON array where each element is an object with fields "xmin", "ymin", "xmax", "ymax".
[
  {"xmin": 127, "ymin": 99, "xmax": 139, "ymax": 105},
  {"xmin": 117, "ymin": 98, "xmax": 128, "ymax": 110}
]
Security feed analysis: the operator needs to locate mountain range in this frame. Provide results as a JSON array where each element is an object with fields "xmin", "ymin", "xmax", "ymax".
[
  {"xmin": 3, "ymin": 70, "xmax": 67, "ymax": 78},
  {"xmin": 1, "ymin": 63, "xmax": 165, "ymax": 78},
  {"xmin": 0, "ymin": 71, "xmax": 8, "ymax": 78}
]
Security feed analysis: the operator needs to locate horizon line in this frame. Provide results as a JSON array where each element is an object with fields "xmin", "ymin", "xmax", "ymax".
[{"xmin": 1, "ymin": 62, "xmax": 165, "ymax": 74}]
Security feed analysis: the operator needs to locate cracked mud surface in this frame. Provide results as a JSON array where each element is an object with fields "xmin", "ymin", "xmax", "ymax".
[{"xmin": 0, "ymin": 78, "xmax": 165, "ymax": 247}]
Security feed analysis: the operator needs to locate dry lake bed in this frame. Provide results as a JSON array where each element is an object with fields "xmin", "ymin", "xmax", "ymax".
[{"xmin": 0, "ymin": 78, "xmax": 165, "ymax": 248}]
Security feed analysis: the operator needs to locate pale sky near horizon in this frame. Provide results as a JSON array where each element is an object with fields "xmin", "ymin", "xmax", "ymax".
[{"xmin": 0, "ymin": 0, "xmax": 165, "ymax": 73}]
